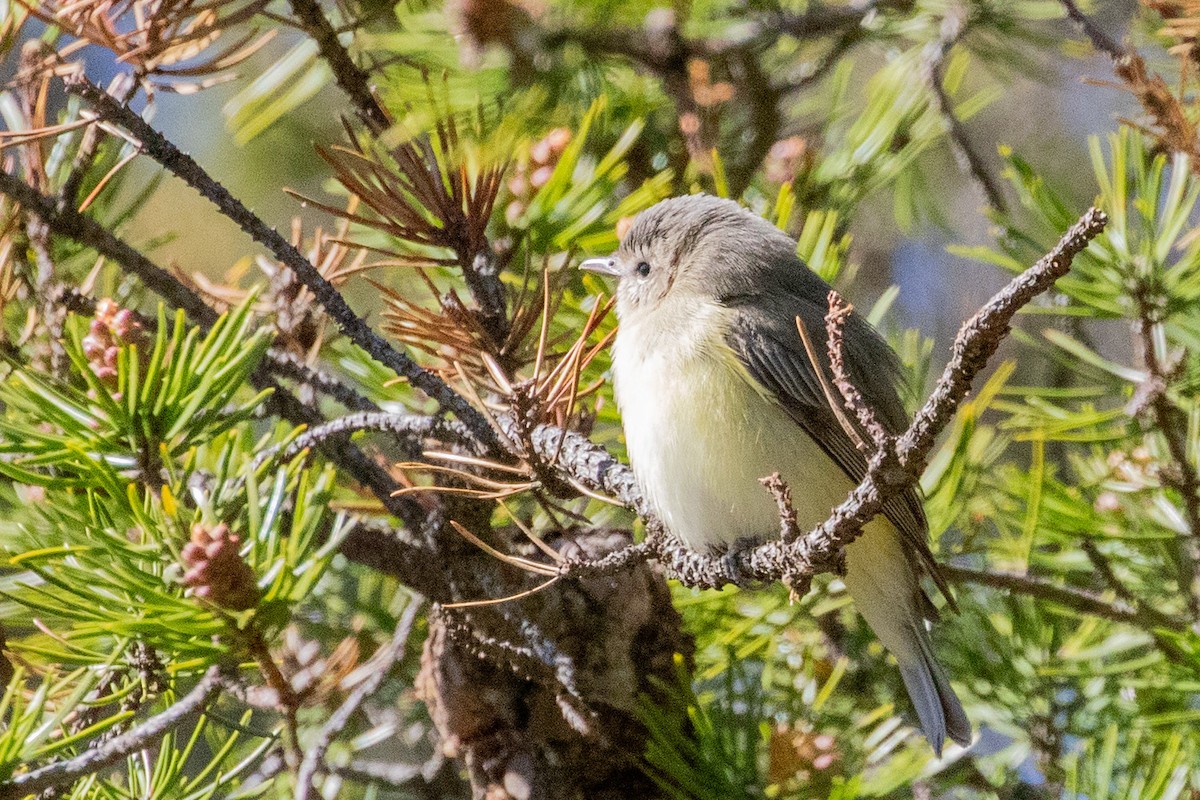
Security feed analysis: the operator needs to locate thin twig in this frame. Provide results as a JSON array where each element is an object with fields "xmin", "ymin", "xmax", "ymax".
[
  {"xmin": 58, "ymin": 73, "xmax": 137, "ymax": 211},
  {"xmin": 295, "ymin": 597, "xmax": 423, "ymax": 800},
  {"xmin": 941, "ymin": 564, "xmax": 1190, "ymax": 632},
  {"xmin": 825, "ymin": 291, "xmax": 891, "ymax": 449},
  {"xmin": 1132, "ymin": 287, "xmax": 1200, "ymax": 618},
  {"xmin": 759, "ymin": 473, "xmax": 801, "ymax": 544},
  {"xmin": 329, "ymin": 754, "xmax": 446, "ymax": 789},
  {"xmin": 1058, "ymin": 0, "xmax": 1125, "ymax": 60},
  {"xmin": 928, "ymin": 63, "xmax": 1007, "ymax": 213},
  {"xmin": 922, "ymin": 10, "xmax": 1008, "ymax": 213},
  {"xmin": 437, "ymin": 608, "xmax": 600, "ymax": 739},
  {"xmin": 0, "ymin": 666, "xmax": 230, "ymax": 800},
  {"xmin": 286, "ymin": 0, "xmax": 390, "ymax": 134},
  {"xmin": 64, "ymin": 77, "xmax": 495, "ymax": 449},
  {"xmin": 262, "ymin": 349, "xmax": 381, "ymax": 412}
]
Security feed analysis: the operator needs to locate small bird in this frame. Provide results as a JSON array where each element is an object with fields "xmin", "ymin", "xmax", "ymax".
[{"xmin": 581, "ymin": 194, "xmax": 970, "ymax": 755}]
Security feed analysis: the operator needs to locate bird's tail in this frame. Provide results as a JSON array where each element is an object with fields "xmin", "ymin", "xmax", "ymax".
[
  {"xmin": 895, "ymin": 619, "xmax": 971, "ymax": 756},
  {"xmin": 842, "ymin": 521, "xmax": 971, "ymax": 756}
]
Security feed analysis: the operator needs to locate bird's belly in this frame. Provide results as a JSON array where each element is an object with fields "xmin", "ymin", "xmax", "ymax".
[{"xmin": 617, "ymin": 350, "xmax": 853, "ymax": 553}]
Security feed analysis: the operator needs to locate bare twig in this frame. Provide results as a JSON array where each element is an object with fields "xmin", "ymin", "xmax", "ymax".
[
  {"xmin": 64, "ymin": 77, "xmax": 495, "ymax": 448},
  {"xmin": 286, "ymin": 0, "xmax": 389, "ymax": 134},
  {"xmin": 825, "ymin": 291, "xmax": 891, "ymax": 449},
  {"xmin": 518, "ymin": 420, "xmax": 648, "ymax": 517},
  {"xmin": 1079, "ymin": 539, "xmax": 1193, "ymax": 652},
  {"xmin": 0, "ymin": 666, "xmax": 230, "ymax": 800},
  {"xmin": 295, "ymin": 597, "xmax": 423, "ymax": 800},
  {"xmin": 896, "ymin": 208, "xmax": 1107, "ymax": 468},
  {"xmin": 921, "ymin": 10, "xmax": 1008, "ymax": 213},
  {"xmin": 773, "ymin": 2, "xmax": 879, "ymax": 40},
  {"xmin": 759, "ymin": 473, "xmax": 801, "ymax": 544},
  {"xmin": 1132, "ymin": 287, "xmax": 1200, "ymax": 618}
]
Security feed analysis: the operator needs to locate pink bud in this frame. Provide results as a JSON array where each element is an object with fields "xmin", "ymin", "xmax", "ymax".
[
  {"xmin": 81, "ymin": 334, "xmax": 106, "ymax": 360},
  {"xmin": 530, "ymin": 165, "xmax": 554, "ymax": 189}
]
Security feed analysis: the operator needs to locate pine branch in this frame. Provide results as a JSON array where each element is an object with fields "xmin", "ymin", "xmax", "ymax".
[
  {"xmin": 0, "ymin": 168, "xmax": 220, "ymax": 326},
  {"xmin": 0, "ymin": 666, "xmax": 230, "ymax": 800},
  {"xmin": 58, "ymin": 286, "xmax": 383, "ymax": 414},
  {"xmin": 64, "ymin": 76, "xmax": 496, "ymax": 449},
  {"xmin": 0, "ymin": 170, "xmax": 453, "ymax": 594},
  {"xmin": 1131, "ymin": 284, "xmax": 1200, "ymax": 620},
  {"xmin": 1060, "ymin": 0, "xmax": 1200, "ymax": 179}
]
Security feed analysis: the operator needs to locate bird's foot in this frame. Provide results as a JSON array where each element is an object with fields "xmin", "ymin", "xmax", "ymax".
[{"xmin": 719, "ymin": 536, "xmax": 763, "ymax": 588}]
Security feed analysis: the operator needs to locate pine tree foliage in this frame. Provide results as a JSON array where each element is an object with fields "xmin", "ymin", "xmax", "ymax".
[{"xmin": 0, "ymin": 0, "xmax": 1197, "ymax": 798}]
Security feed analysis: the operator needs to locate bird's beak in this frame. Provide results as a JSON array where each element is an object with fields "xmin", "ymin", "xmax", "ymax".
[{"xmin": 580, "ymin": 257, "xmax": 620, "ymax": 277}]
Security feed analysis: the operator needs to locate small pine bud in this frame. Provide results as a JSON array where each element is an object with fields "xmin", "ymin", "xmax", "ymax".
[
  {"xmin": 81, "ymin": 333, "xmax": 107, "ymax": 360},
  {"xmin": 182, "ymin": 523, "xmax": 260, "ymax": 611},
  {"xmin": 529, "ymin": 165, "xmax": 554, "ymax": 190},
  {"xmin": 85, "ymin": 300, "xmax": 145, "ymax": 387},
  {"xmin": 110, "ymin": 308, "xmax": 141, "ymax": 341},
  {"xmin": 94, "ymin": 298, "xmax": 119, "ymax": 324}
]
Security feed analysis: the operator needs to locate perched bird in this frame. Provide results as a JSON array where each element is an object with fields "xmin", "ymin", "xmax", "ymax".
[{"xmin": 581, "ymin": 194, "xmax": 971, "ymax": 755}]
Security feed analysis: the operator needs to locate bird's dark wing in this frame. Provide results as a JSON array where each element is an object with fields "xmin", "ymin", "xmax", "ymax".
[{"xmin": 721, "ymin": 283, "xmax": 952, "ymax": 606}]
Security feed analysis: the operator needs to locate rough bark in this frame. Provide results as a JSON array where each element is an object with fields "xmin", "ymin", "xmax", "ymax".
[{"xmin": 418, "ymin": 529, "xmax": 693, "ymax": 799}]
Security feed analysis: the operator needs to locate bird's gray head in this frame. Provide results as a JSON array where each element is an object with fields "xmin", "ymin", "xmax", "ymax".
[{"xmin": 580, "ymin": 194, "xmax": 796, "ymax": 318}]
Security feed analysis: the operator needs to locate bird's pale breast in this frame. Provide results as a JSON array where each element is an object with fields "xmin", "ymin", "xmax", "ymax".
[{"xmin": 612, "ymin": 302, "xmax": 853, "ymax": 553}]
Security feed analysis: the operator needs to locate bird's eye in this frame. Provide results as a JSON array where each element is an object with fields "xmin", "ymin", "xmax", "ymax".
[{"xmin": 635, "ymin": 261, "xmax": 651, "ymax": 277}]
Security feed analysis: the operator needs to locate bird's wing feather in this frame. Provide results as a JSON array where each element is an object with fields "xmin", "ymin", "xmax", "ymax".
[{"xmin": 722, "ymin": 293, "xmax": 953, "ymax": 607}]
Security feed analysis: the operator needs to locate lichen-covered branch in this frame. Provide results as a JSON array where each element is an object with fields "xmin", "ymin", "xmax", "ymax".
[{"xmin": 283, "ymin": 411, "xmax": 477, "ymax": 460}]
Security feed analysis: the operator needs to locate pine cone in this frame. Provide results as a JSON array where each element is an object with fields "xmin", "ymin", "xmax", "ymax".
[{"xmin": 181, "ymin": 523, "xmax": 260, "ymax": 611}]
